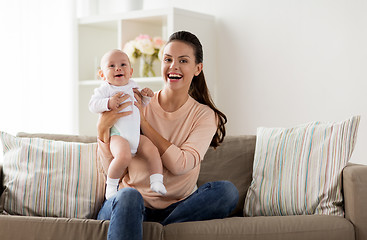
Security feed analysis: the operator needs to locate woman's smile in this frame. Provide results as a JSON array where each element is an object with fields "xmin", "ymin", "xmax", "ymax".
[{"xmin": 167, "ymin": 72, "xmax": 183, "ymax": 82}]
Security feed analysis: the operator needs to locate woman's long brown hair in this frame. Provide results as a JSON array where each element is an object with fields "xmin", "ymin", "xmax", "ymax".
[{"xmin": 167, "ymin": 31, "xmax": 227, "ymax": 148}]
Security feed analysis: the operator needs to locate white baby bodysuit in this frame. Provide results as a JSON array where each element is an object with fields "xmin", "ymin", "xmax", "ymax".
[{"xmin": 89, "ymin": 80, "xmax": 150, "ymax": 154}]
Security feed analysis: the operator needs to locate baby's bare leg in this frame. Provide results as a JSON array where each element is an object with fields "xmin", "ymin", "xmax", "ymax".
[
  {"xmin": 137, "ymin": 135, "xmax": 166, "ymax": 195},
  {"xmin": 109, "ymin": 135, "xmax": 132, "ymax": 178},
  {"xmin": 105, "ymin": 135, "xmax": 132, "ymax": 199},
  {"xmin": 137, "ymin": 135, "xmax": 162, "ymax": 174}
]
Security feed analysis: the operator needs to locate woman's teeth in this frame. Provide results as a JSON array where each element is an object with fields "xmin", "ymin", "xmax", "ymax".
[{"xmin": 168, "ymin": 74, "xmax": 182, "ymax": 79}]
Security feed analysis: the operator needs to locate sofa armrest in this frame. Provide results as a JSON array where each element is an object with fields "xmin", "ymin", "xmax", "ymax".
[
  {"xmin": 0, "ymin": 164, "xmax": 3, "ymax": 196},
  {"xmin": 343, "ymin": 163, "xmax": 367, "ymax": 240}
]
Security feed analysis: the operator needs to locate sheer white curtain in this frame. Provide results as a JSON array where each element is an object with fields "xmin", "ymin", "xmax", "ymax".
[{"xmin": 0, "ymin": 0, "xmax": 76, "ymax": 137}]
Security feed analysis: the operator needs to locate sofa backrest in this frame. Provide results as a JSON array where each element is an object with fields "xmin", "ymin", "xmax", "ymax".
[
  {"xmin": 1, "ymin": 133, "xmax": 256, "ymax": 217},
  {"xmin": 0, "ymin": 164, "xmax": 3, "ymax": 196},
  {"xmin": 198, "ymin": 135, "xmax": 256, "ymax": 216},
  {"xmin": 16, "ymin": 132, "xmax": 97, "ymax": 143}
]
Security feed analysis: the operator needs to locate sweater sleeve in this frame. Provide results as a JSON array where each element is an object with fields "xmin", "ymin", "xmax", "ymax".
[
  {"xmin": 97, "ymin": 138, "xmax": 113, "ymax": 175},
  {"xmin": 141, "ymin": 95, "xmax": 151, "ymax": 107},
  {"xmin": 161, "ymin": 110, "xmax": 217, "ymax": 176}
]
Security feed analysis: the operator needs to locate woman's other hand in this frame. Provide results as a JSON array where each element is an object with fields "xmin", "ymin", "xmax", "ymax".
[
  {"xmin": 97, "ymin": 92, "xmax": 132, "ymax": 142},
  {"xmin": 133, "ymin": 88, "xmax": 146, "ymax": 123}
]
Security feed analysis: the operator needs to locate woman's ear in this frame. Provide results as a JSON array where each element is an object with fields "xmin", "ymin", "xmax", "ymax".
[{"xmin": 195, "ymin": 63, "xmax": 203, "ymax": 76}]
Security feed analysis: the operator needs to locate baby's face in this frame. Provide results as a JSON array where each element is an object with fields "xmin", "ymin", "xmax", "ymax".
[{"xmin": 100, "ymin": 51, "xmax": 133, "ymax": 86}]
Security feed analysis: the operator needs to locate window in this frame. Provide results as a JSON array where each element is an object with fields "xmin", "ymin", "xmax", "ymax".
[{"xmin": 0, "ymin": 0, "xmax": 76, "ymax": 135}]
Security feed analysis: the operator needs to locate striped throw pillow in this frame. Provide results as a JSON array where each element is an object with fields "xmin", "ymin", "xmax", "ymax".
[
  {"xmin": 244, "ymin": 116, "xmax": 360, "ymax": 217},
  {"xmin": 0, "ymin": 132, "xmax": 105, "ymax": 219}
]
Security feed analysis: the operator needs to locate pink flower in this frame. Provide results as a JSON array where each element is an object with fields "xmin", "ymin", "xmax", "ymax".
[
  {"xmin": 153, "ymin": 37, "xmax": 165, "ymax": 49},
  {"xmin": 136, "ymin": 34, "xmax": 152, "ymax": 41},
  {"xmin": 135, "ymin": 37, "xmax": 154, "ymax": 55},
  {"xmin": 122, "ymin": 34, "xmax": 166, "ymax": 65}
]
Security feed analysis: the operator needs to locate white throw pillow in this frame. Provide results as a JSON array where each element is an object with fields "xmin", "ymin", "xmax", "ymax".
[
  {"xmin": 244, "ymin": 116, "xmax": 360, "ymax": 217},
  {"xmin": 0, "ymin": 131, "xmax": 105, "ymax": 219}
]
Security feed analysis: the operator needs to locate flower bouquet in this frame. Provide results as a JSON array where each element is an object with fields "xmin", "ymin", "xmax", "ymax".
[{"xmin": 123, "ymin": 34, "xmax": 166, "ymax": 77}]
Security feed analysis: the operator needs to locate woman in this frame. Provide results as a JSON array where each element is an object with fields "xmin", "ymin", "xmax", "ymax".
[{"xmin": 97, "ymin": 31, "xmax": 239, "ymax": 240}]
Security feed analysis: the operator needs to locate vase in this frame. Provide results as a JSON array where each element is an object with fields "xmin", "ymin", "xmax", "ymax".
[{"xmin": 139, "ymin": 54, "xmax": 156, "ymax": 77}]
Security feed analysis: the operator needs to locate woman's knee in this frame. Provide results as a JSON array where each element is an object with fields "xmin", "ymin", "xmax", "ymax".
[
  {"xmin": 112, "ymin": 188, "xmax": 144, "ymax": 211},
  {"xmin": 211, "ymin": 181, "xmax": 239, "ymax": 210},
  {"xmin": 222, "ymin": 180, "xmax": 239, "ymax": 198},
  {"xmin": 97, "ymin": 188, "xmax": 143, "ymax": 220}
]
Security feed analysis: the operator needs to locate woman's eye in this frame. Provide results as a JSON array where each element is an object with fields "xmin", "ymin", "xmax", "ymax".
[
  {"xmin": 180, "ymin": 59, "xmax": 188, "ymax": 63},
  {"xmin": 164, "ymin": 58, "xmax": 172, "ymax": 62}
]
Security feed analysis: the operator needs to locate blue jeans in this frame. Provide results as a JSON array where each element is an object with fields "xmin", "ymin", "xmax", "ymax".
[{"xmin": 97, "ymin": 181, "xmax": 239, "ymax": 240}]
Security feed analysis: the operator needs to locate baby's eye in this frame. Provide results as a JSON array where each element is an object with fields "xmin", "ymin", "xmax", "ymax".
[
  {"xmin": 109, "ymin": 64, "xmax": 115, "ymax": 68},
  {"xmin": 121, "ymin": 63, "xmax": 126, "ymax": 67}
]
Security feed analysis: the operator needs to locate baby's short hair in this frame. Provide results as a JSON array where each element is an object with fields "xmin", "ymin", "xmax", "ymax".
[{"xmin": 100, "ymin": 49, "xmax": 131, "ymax": 68}]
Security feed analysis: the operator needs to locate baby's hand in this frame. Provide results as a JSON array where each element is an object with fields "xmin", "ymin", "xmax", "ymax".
[{"xmin": 141, "ymin": 88, "xmax": 154, "ymax": 97}]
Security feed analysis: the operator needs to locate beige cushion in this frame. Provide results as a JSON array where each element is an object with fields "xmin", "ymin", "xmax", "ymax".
[
  {"xmin": 0, "ymin": 215, "xmax": 163, "ymax": 240},
  {"xmin": 163, "ymin": 215, "xmax": 354, "ymax": 240},
  {"xmin": 198, "ymin": 135, "xmax": 256, "ymax": 216},
  {"xmin": 244, "ymin": 116, "xmax": 360, "ymax": 217},
  {"xmin": 0, "ymin": 132, "xmax": 105, "ymax": 219}
]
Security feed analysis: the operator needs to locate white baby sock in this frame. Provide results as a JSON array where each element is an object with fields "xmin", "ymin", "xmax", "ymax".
[
  {"xmin": 105, "ymin": 177, "xmax": 119, "ymax": 199},
  {"xmin": 150, "ymin": 174, "xmax": 167, "ymax": 195}
]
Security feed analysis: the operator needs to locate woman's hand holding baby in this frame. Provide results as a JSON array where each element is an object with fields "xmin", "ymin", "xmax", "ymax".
[{"xmin": 98, "ymin": 93, "xmax": 132, "ymax": 143}]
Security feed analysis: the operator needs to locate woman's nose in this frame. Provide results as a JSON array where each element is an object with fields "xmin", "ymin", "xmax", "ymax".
[{"xmin": 170, "ymin": 60, "xmax": 178, "ymax": 69}]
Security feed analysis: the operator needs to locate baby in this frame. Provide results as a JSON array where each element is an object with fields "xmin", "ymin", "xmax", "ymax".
[{"xmin": 89, "ymin": 49, "xmax": 166, "ymax": 199}]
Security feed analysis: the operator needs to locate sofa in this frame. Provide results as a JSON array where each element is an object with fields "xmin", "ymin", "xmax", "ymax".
[{"xmin": 0, "ymin": 133, "xmax": 366, "ymax": 240}]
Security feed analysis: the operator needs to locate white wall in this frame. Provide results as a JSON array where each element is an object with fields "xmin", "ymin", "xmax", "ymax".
[{"xmin": 168, "ymin": 0, "xmax": 367, "ymax": 165}]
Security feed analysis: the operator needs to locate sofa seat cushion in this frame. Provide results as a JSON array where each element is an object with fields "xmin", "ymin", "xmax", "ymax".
[
  {"xmin": 163, "ymin": 215, "xmax": 354, "ymax": 240},
  {"xmin": 0, "ymin": 215, "xmax": 163, "ymax": 240}
]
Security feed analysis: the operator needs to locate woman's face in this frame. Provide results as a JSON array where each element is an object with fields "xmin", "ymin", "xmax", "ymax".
[{"xmin": 161, "ymin": 41, "xmax": 202, "ymax": 92}]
